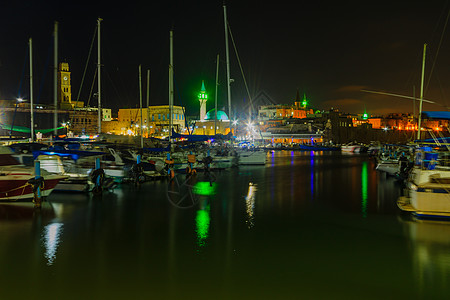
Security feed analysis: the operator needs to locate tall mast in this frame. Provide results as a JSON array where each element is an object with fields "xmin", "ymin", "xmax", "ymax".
[
  {"xmin": 169, "ymin": 30, "xmax": 174, "ymax": 140},
  {"xmin": 29, "ymin": 38, "xmax": 34, "ymax": 141},
  {"xmin": 139, "ymin": 64, "xmax": 143, "ymax": 148},
  {"xmin": 53, "ymin": 21, "xmax": 58, "ymax": 136},
  {"xmin": 417, "ymin": 43, "xmax": 427, "ymax": 140},
  {"xmin": 223, "ymin": 3, "xmax": 232, "ymax": 122},
  {"xmin": 215, "ymin": 54, "xmax": 219, "ymax": 135},
  {"xmin": 147, "ymin": 69, "xmax": 150, "ymax": 137},
  {"xmin": 97, "ymin": 18, "xmax": 103, "ymax": 135}
]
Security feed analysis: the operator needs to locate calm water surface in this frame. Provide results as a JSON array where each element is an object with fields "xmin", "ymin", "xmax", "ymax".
[{"xmin": 1, "ymin": 151, "xmax": 450, "ymax": 299}]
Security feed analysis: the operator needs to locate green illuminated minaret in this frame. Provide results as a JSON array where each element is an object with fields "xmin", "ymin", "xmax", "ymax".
[
  {"xmin": 302, "ymin": 93, "xmax": 308, "ymax": 108},
  {"xmin": 363, "ymin": 109, "xmax": 369, "ymax": 120},
  {"xmin": 198, "ymin": 80, "xmax": 208, "ymax": 121}
]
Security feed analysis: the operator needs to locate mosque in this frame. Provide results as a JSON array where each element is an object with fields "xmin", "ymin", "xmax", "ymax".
[{"xmin": 192, "ymin": 80, "xmax": 232, "ymax": 136}]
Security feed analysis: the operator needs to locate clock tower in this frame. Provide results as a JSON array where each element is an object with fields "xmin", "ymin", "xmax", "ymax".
[{"xmin": 58, "ymin": 62, "xmax": 72, "ymax": 109}]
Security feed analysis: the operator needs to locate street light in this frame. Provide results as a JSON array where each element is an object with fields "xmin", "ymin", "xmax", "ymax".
[{"xmin": 61, "ymin": 122, "xmax": 69, "ymax": 136}]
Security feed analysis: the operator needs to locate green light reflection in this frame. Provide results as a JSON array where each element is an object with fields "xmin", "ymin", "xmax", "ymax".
[
  {"xmin": 361, "ymin": 161, "xmax": 368, "ymax": 218},
  {"xmin": 193, "ymin": 182, "xmax": 217, "ymax": 196},
  {"xmin": 196, "ymin": 207, "xmax": 210, "ymax": 248}
]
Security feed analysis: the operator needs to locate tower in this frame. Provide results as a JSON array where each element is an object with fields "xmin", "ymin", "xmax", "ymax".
[
  {"xmin": 198, "ymin": 80, "xmax": 208, "ymax": 121},
  {"xmin": 58, "ymin": 62, "xmax": 72, "ymax": 109},
  {"xmin": 302, "ymin": 93, "xmax": 308, "ymax": 108}
]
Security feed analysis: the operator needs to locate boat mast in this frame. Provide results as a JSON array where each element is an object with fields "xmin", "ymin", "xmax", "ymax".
[
  {"xmin": 29, "ymin": 38, "xmax": 34, "ymax": 141},
  {"xmin": 417, "ymin": 43, "xmax": 427, "ymax": 140},
  {"xmin": 97, "ymin": 17, "xmax": 103, "ymax": 135},
  {"xmin": 147, "ymin": 69, "xmax": 150, "ymax": 137},
  {"xmin": 215, "ymin": 54, "xmax": 219, "ymax": 135},
  {"xmin": 169, "ymin": 30, "xmax": 174, "ymax": 141},
  {"xmin": 223, "ymin": 3, "xmax": 232, "ymax": 122},
  {"xmin": 53, "ymin": 21, "xmax": 58, "ymax": 136},
  {"xmin": 139, "ymin": 64, "xmax": 144, "ymax": 148}
]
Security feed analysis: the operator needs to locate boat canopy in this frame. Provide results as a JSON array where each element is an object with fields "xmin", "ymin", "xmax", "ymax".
[
  {"xmin": 414, "ymin": 137, "xmax": 450, "ymax": 144},
  {"xmin": 171, "ymin": 129, "xmax": 232, "ymax": 142},
  {"xmin": 422, "ymin": 111, "xmax": 450, "ymax": 120},
  {"xmin": 32, "ymin": 149, "xmax": 106, "ymax": 162}
]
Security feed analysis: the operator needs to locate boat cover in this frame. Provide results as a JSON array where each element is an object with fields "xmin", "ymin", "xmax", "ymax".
[{"xmin": 32, "ymin": 150, "xmax": 106, "ymax": 161}]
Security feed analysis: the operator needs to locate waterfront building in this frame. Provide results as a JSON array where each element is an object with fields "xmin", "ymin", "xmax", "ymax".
[
  {"xmin": 115, "ymin": 105, "xmax": 185, "ymax": 136},
  {"xmin": 258, "ymin": 90, "xmax": 313, "ymax": 121}
]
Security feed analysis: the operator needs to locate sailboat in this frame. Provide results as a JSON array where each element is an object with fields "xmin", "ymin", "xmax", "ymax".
[
  {"xmin": 222, "ymin": 3, "xmax": 266, "ymax": 165},
  {"xmin": 397, "ymin": 44, "xmax": 450, "ymax": 220}
]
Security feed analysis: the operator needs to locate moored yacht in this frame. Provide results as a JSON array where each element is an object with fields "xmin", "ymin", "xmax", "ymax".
[
  {"xmin": 398, "ymin": 150, "xmax": 450, "ymax": 219},
  {"xmin": 0, "ymin": 147, "xmax": 67, "ymax": 201}
]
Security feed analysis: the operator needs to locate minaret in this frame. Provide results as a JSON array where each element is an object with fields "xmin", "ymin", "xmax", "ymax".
[
  {"xmin": 198, "ymin": 80, "xmax": 208, "ymax": 121},
  {"xmin": 302, "ymin": 93, "xmax": 308, "ymax": 108},
  {"xmin": 363, "ymin": 108, "xmax": 369, "ymax": 120}
]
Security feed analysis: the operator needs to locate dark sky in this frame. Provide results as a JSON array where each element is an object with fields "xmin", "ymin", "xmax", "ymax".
[{"xmin": 2, "ymin": 1, "xmax": 450, "ymax": 117}]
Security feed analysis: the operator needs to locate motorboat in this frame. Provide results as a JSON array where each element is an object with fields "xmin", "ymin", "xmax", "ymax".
[
  {"xmin": 341, "ymin": 143, "xmax": 361, "ymax": 153},
  {"xmin": 398, "ymin": 150, "xmax": 450, "ymax": 219},
  {"xmin": 37, "ymin": 154, "xmax": 94, "ymax": 193},
  {"xmin": 237, "ymin": 148, "xmax": 267, "ymax": 165},
  {"xmin": 0, "ymin": 146, "xmax": 67, "ymax": 201}
]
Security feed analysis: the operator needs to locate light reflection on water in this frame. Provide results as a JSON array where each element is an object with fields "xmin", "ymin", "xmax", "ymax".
[
  {"xmin": 195, "ymin": 206, "xmax": 210, "ymax": 249},
  {"xmin": 245, "ymin": 183, "xmax": 257, "ymax": 229},
  {"xmin": 400, "ymin": 218, "xmax": 450, "ymax": 298},
  {"xmin": 361, "ymin": 161, "xmax": 368, "ymax": 218},
  {"xmin": 1, "ymin": 151, "xmax": 450, "ymax": 298},
  {"xmin": 42, "ymin": 222, "xmax": 63, "ymax": 266}
]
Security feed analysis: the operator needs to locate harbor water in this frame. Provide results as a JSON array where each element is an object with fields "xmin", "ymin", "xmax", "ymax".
[{"xmin": 1, "ymin": 151, "xmax": 450, "ymax": 299}]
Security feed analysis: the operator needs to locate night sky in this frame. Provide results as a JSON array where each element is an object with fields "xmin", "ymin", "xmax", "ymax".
[{"xmin": 2, "ymin": 1, "xmax": 450, "ymax": 117}]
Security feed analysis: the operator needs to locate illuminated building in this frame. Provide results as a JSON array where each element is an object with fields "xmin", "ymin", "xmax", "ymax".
[
  {"xmin": 258, "ymin": 90, "xmax": 313, "ymax": 121},
  {"xmin": 198, "ymin": 80, "xmax": 208, "ymax": 121},
  {"xmin": 115, "ymin": 105, "xmax": 185, "ymax": 136},
  {"xmin": 193, "ymin": 109, "xmax": 231, "ymax": 135}
]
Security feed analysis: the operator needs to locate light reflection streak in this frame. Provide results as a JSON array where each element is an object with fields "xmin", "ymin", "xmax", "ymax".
[
  {"xmin": 291, "ymin": 151, "xmax": 294, "ymax": 166},
  {"xmin": 271, "ymin": 150, "xmax": 275, "ymax": 167},
  {"xmin": 196, "ymin": 206, "xmax": 210, "ymax": 248},
  {"xmin": 361, "ymin": 161, "xmax": 368, "ymax": 218},
  {"xmin": 245, "ymin": 183, "xmax": 257, "ymax": 229},
  {"xmin": 42, "ymin": 222, "xmax": 63, "ymax": 266}
]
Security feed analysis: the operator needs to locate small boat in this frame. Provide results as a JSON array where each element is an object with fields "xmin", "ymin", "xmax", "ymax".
[
  {"xmin": 341, "ymin": 143, "xmax": 361, "ymax": 153},
  {"xmin": 376, "ymin": 158, "xmax": 400, "ymax": 175},
  {"xmin": 0, "ymin": 146, "xmax": 67, "ymax": 201},
  {"xmin": 237, "ymin": 149, "xmax": 267, "ymax": 165}
]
